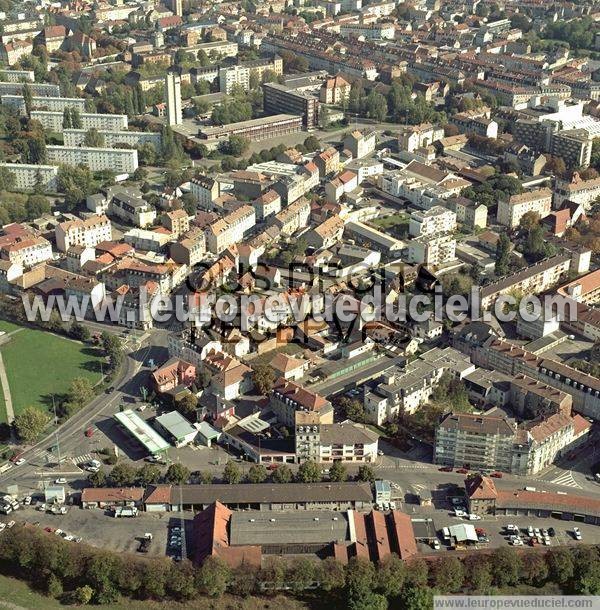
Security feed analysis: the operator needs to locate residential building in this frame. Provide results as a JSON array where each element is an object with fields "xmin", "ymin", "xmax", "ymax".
[
  {"xmin": 496, "ymin": 188, "xmax": 552, "ymax": 228},
  {"xmin": 123, "ymin": 228, "xmax": 171, "ymax": 253},
  {"xmin": 407, "ymin": 232, "xmax": 456, "ymax": 266},
  {"xmin": 46, "ymin": 146, "xmax": 138, "ymax": 174},
  {"xmin": 0, "ymin": 233, "xmax": 52, "ymax": 268},
  {"xmin": 203, "ymin": 351, "xmax": 253, "ymax": 400},
  {"xmin": 409, "ymin": 206, "xmax": 456, "ymax": 237},
  {"xmin": 109, "ymin": 188, "xmax": 157, "ymax": 228},
  {"xmin": 152, "ymin": 358, "xmax": 196, "ymax": 394},
  {"xmin": 554, "ymin": 172, "xmax": 600, "ymax": 210},
  {"xmin": 263, "ymin": 82, "xmax": 319, "ymax": 128},
  {"xmin": 31, "ymin": 111, "xmax": 128, "ymax": 132},
  {"xmin": 305, "ymin": 215, "xmax": 345, "ymax": 249},
  {"xmin": 271, "ymin": 378, "xmax": 334, "ymax": 427},
  {"xmin": 1, "ymin": 95, "xmax": 86, "ymax": 115},
  {"xmin": 0, "ymin": 163, "xmax": 58, "ymax": 192},
  {"xmin": 62, "ymin": 129, "xmax": 162, "ymax": 150},
  {"xmin": 397, "ymin": 123, "xmax": 445, "ymax": 153},
  {"xmin": 447, "ymin": 196, "xmax": 487, "ymax": 229},
  {"xmin": 274, "ymin": 196, "xmax": 311, "ymax": 235},
  {"xmin": 204, "ymin": 205, "xmax": 256, "ymax": 254},
  {"xmin": 166, "ymin": 70, "xmax": 182, "ymax": 126},
  {"xmin": 343, "ymin": 130, "xmax": 376, "ymax": 160},
  {"xmin": 162, "ymin": 209, "xmax": 189, "ymax": 238},
  {"xmin": 55, "ymin": 215, "xmax": 112, "ymax": 252},
  {"xmin": 314, "ymin": 147, "xmax": 340, "ymax": 178},
  {"xmin": 169, "ymin": 228, "xmax": 206, "ymax": 266},
  {"xmin": 319, "ymin": 75, "xmax": 351, "ymax": 105},
  {"xmin": 190, "ymin": 175, "xmax": 219, "ymax": 210}
]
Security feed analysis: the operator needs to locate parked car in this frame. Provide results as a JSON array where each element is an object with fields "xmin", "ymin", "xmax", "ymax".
[
  {"xmin": 527, "ymin": 525, "xmax": 534, "ymax": 537},
  {"xmin": 432, "ymin": 539, "xmax": 441, "ymax": 550},
  {"xmin": 85, "ymin": 427, "xmax": 94, "ymax": 438},
  {"xmin": 548, "ymin": 527, "xmax": 556, "ymax": 537},
  {"xmin": 506, "ymin": 524, "xmax": 519, "ymax": 533},
  {"xmin": 467, "ymin": 514, "xmax": 482, "ymax": 521},
  {"xmin": 14, "ymin": 458, "xmax": 26, "ymax": 466},
  {"xmin": 438, "ymin": 466, "xmax": 453, "ymax": 472},
  {"xmin": 573, "ymin": 527, "xmax": 582, "ymax": 541},
  {"xmin": 511, "ymin": 538, "xmax": 524, "ymax": 546},
  {"xmin": 454, "ymin": 509, "xmax": 467, "ymax": 517},
  {"xmin": 490, "ymin": 472, "xmax": 503, "ymax": 478},
  {"xmin": 54, "ymin": 478, "xmax": 67, "ymax": 485}
]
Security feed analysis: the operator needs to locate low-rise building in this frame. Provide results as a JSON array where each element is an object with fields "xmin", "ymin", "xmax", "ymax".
[
  {"xmin": 55, "ymin": 215, "xmax": 112, "ymax": 252},
  {"xmin": 496, "ymin": 188, "xmax": 552, "ymax": 229}
]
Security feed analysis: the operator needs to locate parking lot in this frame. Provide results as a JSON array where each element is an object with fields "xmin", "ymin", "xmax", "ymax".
[{"xmin": 0, "ymin": 506, "xmax": 194, "ymax": 560}]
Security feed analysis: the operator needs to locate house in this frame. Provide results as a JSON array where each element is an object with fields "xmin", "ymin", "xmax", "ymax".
[
  {"xmin": 305, "ymin": 215, "xmax": 345, "ymax": 249},
  {"xmin": 314, "ymin": 147, "xmax": 340, "ymax": 178},
  {"xmin": 81, "ymin": 487, "xmax": 145, "ymax": 509},
  {"xmin": 325, "ymin": 171, "xmax": 358, "ymax": 203},
  {"xmin": 270, "ymin": 352, "xmax": 307, "ymax": 381},
  {"xmin": 319, "ymin": 74, "xmax": 351, "ymax": 105},
  {"xmin": 152, "ymin": 358, "xmax": 196, "ymax": 393},
  {"xmin": 343, "ymin": 130, "xmax": 376, "ymax": 160},
  {"xmin": 203, "ymin": 351, "xmax": 253, "ymax": 400}
]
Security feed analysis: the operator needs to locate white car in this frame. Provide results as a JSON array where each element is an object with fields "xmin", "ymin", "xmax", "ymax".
[
  {"xmin": 506, "ymin": 524, "xmax": 519, "ymax": 533},
  {"xmin": 432, "ymin": 539, "xmax": 441, "ymax": 550},
  {"xmin": 467, "ymin": 514, "xmax": 482, "ymax": 521},
  {"xmin": 0, "ymin": 523, "xmax": 5, "ymax": 532},
  {"xmin": 533, "ymin": 527, "xmax": 541, "ymax": 537},
  {"xmin": 14, "ymin": 458, "xmax": 26, "ymax": 466},
  {"xmin": 454, "ymin": 509, "xmax": 467, "ymax": 517},
  {"xmin": 6, "ymin": 521, "xmax": 14, "ymax": 528},
  {"xmin": 54, "ymin": 478, "xmax": 67, "ymax": 485},
  {"xmin": 543, "ymin": 536, "xmax": 551, "ymax": 546},
  {"xmin": 573, "ymin": 527, "xmax": 582, "ymax": 541},
  {"xmin": 527, "ymin": 525, "xmax": 534, "ymax": 537},
  {"xmin": 511, "ymin": 538, "xmax": 524, "ymax": 546},
  {"xmin": 23, "ymin": 496, "xmax": 31, "ymax": 505}
]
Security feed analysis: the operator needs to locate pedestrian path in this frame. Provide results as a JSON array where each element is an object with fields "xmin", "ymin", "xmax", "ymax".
[
  {"xmin": 72, "ymin": 453, "xmax": 93, "ymax": 466},
  {"xmin": 0, "ymin": 352, "xmax": 14, "ymax": 424},
  {"xmin": 549, "ymin": 470, "xmax": 581, "ymax": 488}
]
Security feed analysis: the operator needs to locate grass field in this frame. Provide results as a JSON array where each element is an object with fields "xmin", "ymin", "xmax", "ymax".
[
  {"xmin": 0, "ymin": 573, "xmax": 308, "ymax": 610},
  {"xmin": 0, "ymin": 321, "xmax": 104, "ymax": 423}
]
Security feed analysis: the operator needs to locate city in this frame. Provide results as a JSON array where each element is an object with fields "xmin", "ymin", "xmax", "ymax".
[{"xmin": 0, "ymin": 0, "xmax": 598, "ymax": 607}]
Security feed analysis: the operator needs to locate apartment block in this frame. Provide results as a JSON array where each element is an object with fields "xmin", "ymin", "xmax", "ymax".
[
  {"xmin": 446, "ymin": 196, "xmax": 487, "ymax": 229},
  {"xmin": 0, "ymin": 163, "xmax": 58, "ymax": 192},
  {"xmin": 169, "ymin": 228, "xmax": 206, "ymax": 266},
  {"xmin": 397, "ymin": 123, "xmax": 445, "ymax": 153},
  {"xmin": 319, "ymin": 75, "xmax": 351, "ymax": 105},
  {"xmin": 496, "ymin": 188, "xmax": 552, "ymax": 228},
  {"xmin": 554, "ymin": 172, "xmax": 600, "ymax": 210},
  {"xmin": 263, "ymin": 82, "xmax": 319, "ymax": 128},
  {"xmin": 63, "ymin": 129, "xmax": 162, "ymax": 150},
  {"xmin": 407, "ymin": 232, "xmax": 456, "ymax": 266},
  {"xmin": 1, "ymin": 94, "xmax": 86, "ymax": 115},
  {"xmin": 274, "ymin": 196, "xmax": 311, "ymax": 235},
  {"xmin": 190, "ymin": 175, "xmax": 220, "ymax": 210},
  {"xmin": 55, "ymin": 215, "xmax": 112, "ymax": 252},
  {"xmin": 108, "ymin": 187, "xmax": 157, "ymax": 228},
  {"xmin": 409, "ymin": 205, "xmax": 457, "ymax": 237},
  {"xmin": 271, "ymin": 378, "xmax": 333, "ymax": 428},
  {"xmin": 47, "ymin": 146, "xmax": 138, "ymax": 174},
  {"xmin": 204, "ymin": 205, "xmax": 256, "ymax": 254},
  {"xmin": 123, "ymin": 228, "xmax": 171, "ymax": 253},
  {"xmin": 0, "ymin": 228, "xmax": 52, "ymax": 268},
  {"xmin": 343, "ymin": 130, "xmax": 376, "ymax": 160},
  {"xmin": 31, "ymin": 111, "xmax": 128, "ymax": 132}
]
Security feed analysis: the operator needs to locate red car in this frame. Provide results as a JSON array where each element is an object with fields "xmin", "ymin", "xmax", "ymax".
[
  {"xmin": 9, "ymin": 452, "xmax": 24, "ymax": 463},
  {"xmin": 267, "ymin": 464, "xmax": 279, "ymax": 470},
  {"xmin": 490, "ymin": 472, "xmax": 503, "ymax": 478},
  {"xmin": 84, "ymin": 427, "xmax": 94, "ymax": 438},
  {"xmin": 438, "ymin": 466, "xmax": 453, "ymax": 472},
  {"xmin": 475, "ymin": 528, "xmax": 486, "ymax": 536},
  {"xmin": 457, "ymin": 468, "xmax": 469, "ymax": 474}
]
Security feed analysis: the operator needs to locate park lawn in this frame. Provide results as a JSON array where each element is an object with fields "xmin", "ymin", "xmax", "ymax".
[
  {"xmin": 369, "ymin": 213, "xmax": 409, "ymax": 230},
  {"xmin": 0, "ymin": 319, "xmax": 24, "ymax": 334},
  {"xmin": 0, "ymin": 324, "xmax": 103, "ymax": 422}
]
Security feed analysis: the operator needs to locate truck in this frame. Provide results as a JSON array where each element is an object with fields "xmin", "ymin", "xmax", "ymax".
[{"xmin": 114, "ymin": 506, "xmax": 138, "ymax": 518}]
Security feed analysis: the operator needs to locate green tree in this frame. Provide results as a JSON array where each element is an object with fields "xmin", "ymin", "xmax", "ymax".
[
  {"xmin": 547, "ymin": 547, "xmax": 574, "ymax": 585},
  {"xmin": 319, "ymin": 557, "xmax": 346, "ymax": 591},
  {"xmin": 297, "ymin": 459, "xmax": 321, "ymax": 483},
  {"xmin": 338, "ymin": 397, "xmax": 365, "ymax": 422},
  {"xmin": 464, "ymin": 555, "xmax": 493, "ymax": 593},
  {"xmin": 365, "ymin": 91, "xmax": 387, "ymax": 122},
  {"xmin": 303, "ymin": 135, "xmax": 321, "ymax": 152},
  {"xmin": 22, "ymin": 83, "xmax": 33, "ymax": 116},
  {"xmin": 73, "ymin": 585, "xmax": 94, "ymax": 604},
  {"xmin": 329, "ymin": 461, "xmax": 347, "ymax": 482},
  {"xmin": 522, "ymin": 552, "xmax": 549, "ymax": 586},
  {"xmin": 71, "ymin": 108, "xmax": 82, "ymax": 129},
  {"xmin": 491, "ymin": 547, "xmax": 522, "ymax": 587},
  {"xmin": 62, "ymin": 107, "xmax": 72, "ymax": 129},
  {"xmin": 272, "ymin": 463, "xmax": 293, "ymax": 483},
  {"xmin": 223, "ymin": 134, "xmax": 250, "ymax": 156},
  {"xmin": 247, "ymin": 463, "xmax": 267, "ymax": 483},
  {"xmin": 67, "ymin": 377, "xmax": 95, "ymax": 407},
  {"xmin": 88, "ymin": 469, "xmax": 107, "ymax": 487},
  {"xmin": 357, "ymin": 464, "xmax": 375, "ymax": 483},
  {"xmin": 25, "ymin": 194, "xmax": 50, "ymax": 219},
  {"xmin": 399, "ymin": 582, "xmax": 434, "ymax": 610},
  {"xmin": 495, "ymin": 232, "xmax": 511, "ymax": 276},
  {"xmin": 253, "ymin": 364, "xmax": 275, "ymax": 395},
  {"xmin": 70, "ymin": 321, "xmax": 91, "ymax": 342},
  {"xmin": 223, "ymin": 460, "xmax": 242, "ymax": 484},
  {"xmin": 136, "ymin": 463, "xmax": 161, "ymax": 485},
  {"xmin": 176, "ymin": 393, "xmax": 197, "ymax": 421},
  {"xmin": 198, "ymin": 556, "xmax": 231, "ymax": 596},
  {"xmin": 14, "ymin": 406, "xmax": 50, "ymax": 444},
  {"xmin": 109, "ymin": 462, "xmax": 137, "ymax": 486},
  {"xmin": 287, "ymin": 557, "xmax": 316, "ymax": 592},
  {"xmin": 83, "ymin": 127, "xmax": 105, "ymax": 147},
  {"xmin": 434, "ymin": 556, "xmax": 464, "ymax": 592},
  {"xmin": 164, "ymin": 463, "xmax": 190, "ymax": 484},
  {"xmin": 46, "ymin": 573, "xmax": 63, "ymax": 598},
  {"xmin": 376, "ymin": 553, "xmax": 406, "ymax": 598}
]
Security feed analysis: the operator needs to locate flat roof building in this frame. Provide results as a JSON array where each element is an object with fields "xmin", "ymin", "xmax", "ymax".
[
  {"xmin": 154, "ymin": 410, "xmax": 197, "ymax": 448},
  {"xmin": 113, "ymin": 409, "xmax": 170, "ymax": 456}
]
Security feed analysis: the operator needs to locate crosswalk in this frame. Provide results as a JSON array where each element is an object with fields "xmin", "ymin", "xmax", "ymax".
[
  {"xmin": 72, "ymin": 454, "xmax": 93, "ymax": 466},
  {"xmin": 549, "ymin": 470, "xmax": 581, "ymax": 488}
]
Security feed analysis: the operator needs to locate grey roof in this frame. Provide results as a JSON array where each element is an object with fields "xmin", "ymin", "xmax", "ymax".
[
  {"xmin": 319, "ymin": 423, "xmax": 379, "ymax": 446},
  {"xmin": 229, "ymin": 510, "xmax": 349, "ymax": 546},
  {"xmin": 172, "ymin": 482, "xmax": 373, "ymax": 506},
  {"xmin": 155, "ymin": 410, "xmax": 196, "ymax": 441}
]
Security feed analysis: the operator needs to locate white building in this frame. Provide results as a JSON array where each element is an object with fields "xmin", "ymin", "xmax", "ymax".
[
  {"xmin": 1, "ymin": 94, "xmax": 86, "ymax": 115},
  {"xmin": 497, "ymin": 188, "xmax": 552, "ymax": 229},
  {"xmin": 407, "ymin": 232, "xmax": 456, "ymax": 266},
  {"xmin": 165, "ymin": 71, "xmax": 182, "ymax": 126},
  {"xmin": 55, "ymin": 215, "xmax": 112, "ymax": 252},
  {"xmin": 0, "ymin": 235, "xmax": 52, "ymax": 267},
  {"xmin": 31, "ymin": 111, "xmax": 128, "ymax": 132},
  {"xmin": 63, "ymin": 129, "xmax": 162, "ymax": 150},
  {"xmin": 123, "ymin": 228, "xmax": 171, "ymax": 252},
  {"xmin": 0, "ymin": 163, "xmax": 58, "ymax": 192},
  {"xmin": 190, "ymin": 175, "xmax": 219, "ymax": 210},
  {"xmin": 205, "ymin": 205, "xmax": 256, "ymax": 253},
  {"xmin": 409, "ymin": 205, "xmax": 457, "ymax": 237},
  {"xmin": 219, "ymin": 65, "xmax": 250, "ymax": 94},
  {"xmin": 47, "ymin": 146, "xmax": 138, "ymax": 174}
]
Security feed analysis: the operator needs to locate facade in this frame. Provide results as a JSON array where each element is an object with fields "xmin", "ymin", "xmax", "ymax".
[
  {"xmin": 343, "ymin": 130, "xmax": 376, "ymax": 160},
  {"xmin": 47, "ymin": 146, "xmax": 138, "ymax": 174},
  {"xmin": 190, "ymin": 175, "xmax": 219, "ymax": 210},
  {"xmin": 0, "ymin": 234, "xmax": 52, "ymax": 268},
  {"xmin": 274, "ymin": 196, "xmax": 311, "ymax": 235},
  {"xmin": 408, "ymin": 205, "xmax": 456, "ymax": 237},
  {"xmin": 63, "ymin": 129, "xmax": 162, "ymax": 150},
  {"xmin": 496, "ymin": 188, "xmax": 552, "ymax": 229},
  {"xmin": 31, "ymin": 111, "xmax": 128, "ymax": 132},
  {"xmin": 1, "ymin": 94, "xmax": 86, "ymax": 114},
  {"xmin": 55, "ymin": 215, "xmax": 112, "ymax": 252},
  {"xmin": 166, "ymin": 71, "xmax": 183, "ymax": 126},
  {"xmin": 204, "ymin": 205, "xmax": 256, "ymax": 254},
  {"xmin": 271, "ymin": 378, "xmax": 333, "ymax": 428},
  {"xmin": 319, "ymin": 75, "xmax": 351, "ymax": 105},
  {"xmin": 198, "ymin": 114, "xmax": 303, "ymax": 147},
  {"xmin": 407, "ymin": 232, "xmax": 456, "ymax": 266},
  {"xmin": 0, "ymin": 163, "xmax": 58, "ymax": 192},
  {"xmin": 263, "ymin": 83, "xmax": 319, "ymax": 128}
]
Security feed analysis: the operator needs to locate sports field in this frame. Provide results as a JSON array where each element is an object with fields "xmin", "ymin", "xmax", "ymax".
[{"xmin": 0, "ymin": 320, "xmax": 103, "ymax": 423}]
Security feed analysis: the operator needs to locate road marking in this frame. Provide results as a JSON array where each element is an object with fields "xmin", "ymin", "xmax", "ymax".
[
  {"xmin": 550, "ymin": 471, "xmax": 581, "ymax": 488},
  {"xmin": 72, "ymin": 454, "xmax": 92, "ymax": 466}
]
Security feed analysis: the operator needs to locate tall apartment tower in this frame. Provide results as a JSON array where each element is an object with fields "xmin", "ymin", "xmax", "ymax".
[
  {"xmin": 167, "ymin": 0, "xmax": 183, "ymax": 16},
  {"xmin": 165, "ymin": 70, "xmax": 182, "ymax": 126}
]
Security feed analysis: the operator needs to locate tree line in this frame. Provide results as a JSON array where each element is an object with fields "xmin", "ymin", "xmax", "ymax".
[{"xmin": 1, "ymin": 525, "xmax": 600, "ymax": 607}]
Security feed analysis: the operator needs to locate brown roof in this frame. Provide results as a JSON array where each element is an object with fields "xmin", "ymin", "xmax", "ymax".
[
  {"xmin": 465, "ymin": 475, "xmax": 498, "ymax": 501},
  {"xmin": 495, "ymin": 489, "xmax": 600, "ymax": 517},
  {"xmin": 144, "ymin": 484, "xmax": 172, "ymax": 504},
  {"xmin": 81, "ymin": 487, "xmax": 144, "ymax": 503},
  {"xmin": 439, "ymin": 412, "xmax": 515, "ymax": 436},
  {"xmin": 272, "ymin": 377, "xmax": 329, "ymax": 411},
  {"xmin": 389, "ymin": 510, "xmax": 418, "ymax": 560}
]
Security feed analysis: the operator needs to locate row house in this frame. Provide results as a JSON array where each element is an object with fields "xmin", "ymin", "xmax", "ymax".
[
  {"xmin": 271, "ymin": 378, "xmax": 333, "ymax": 428},
  {"xmin": 55, "ymin": 215, "xmax": 112, "ymax": 252},
  {"xmin": 496, "ymin": 188, "xmax": 552, "ymax": 229},
  {"xmin": 204, "ymin": 205, "xmax": 256, "ymax": 254},
  {"xmin": 273, "ymin": 197, "xmax": 311, "ymax": 236}
]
